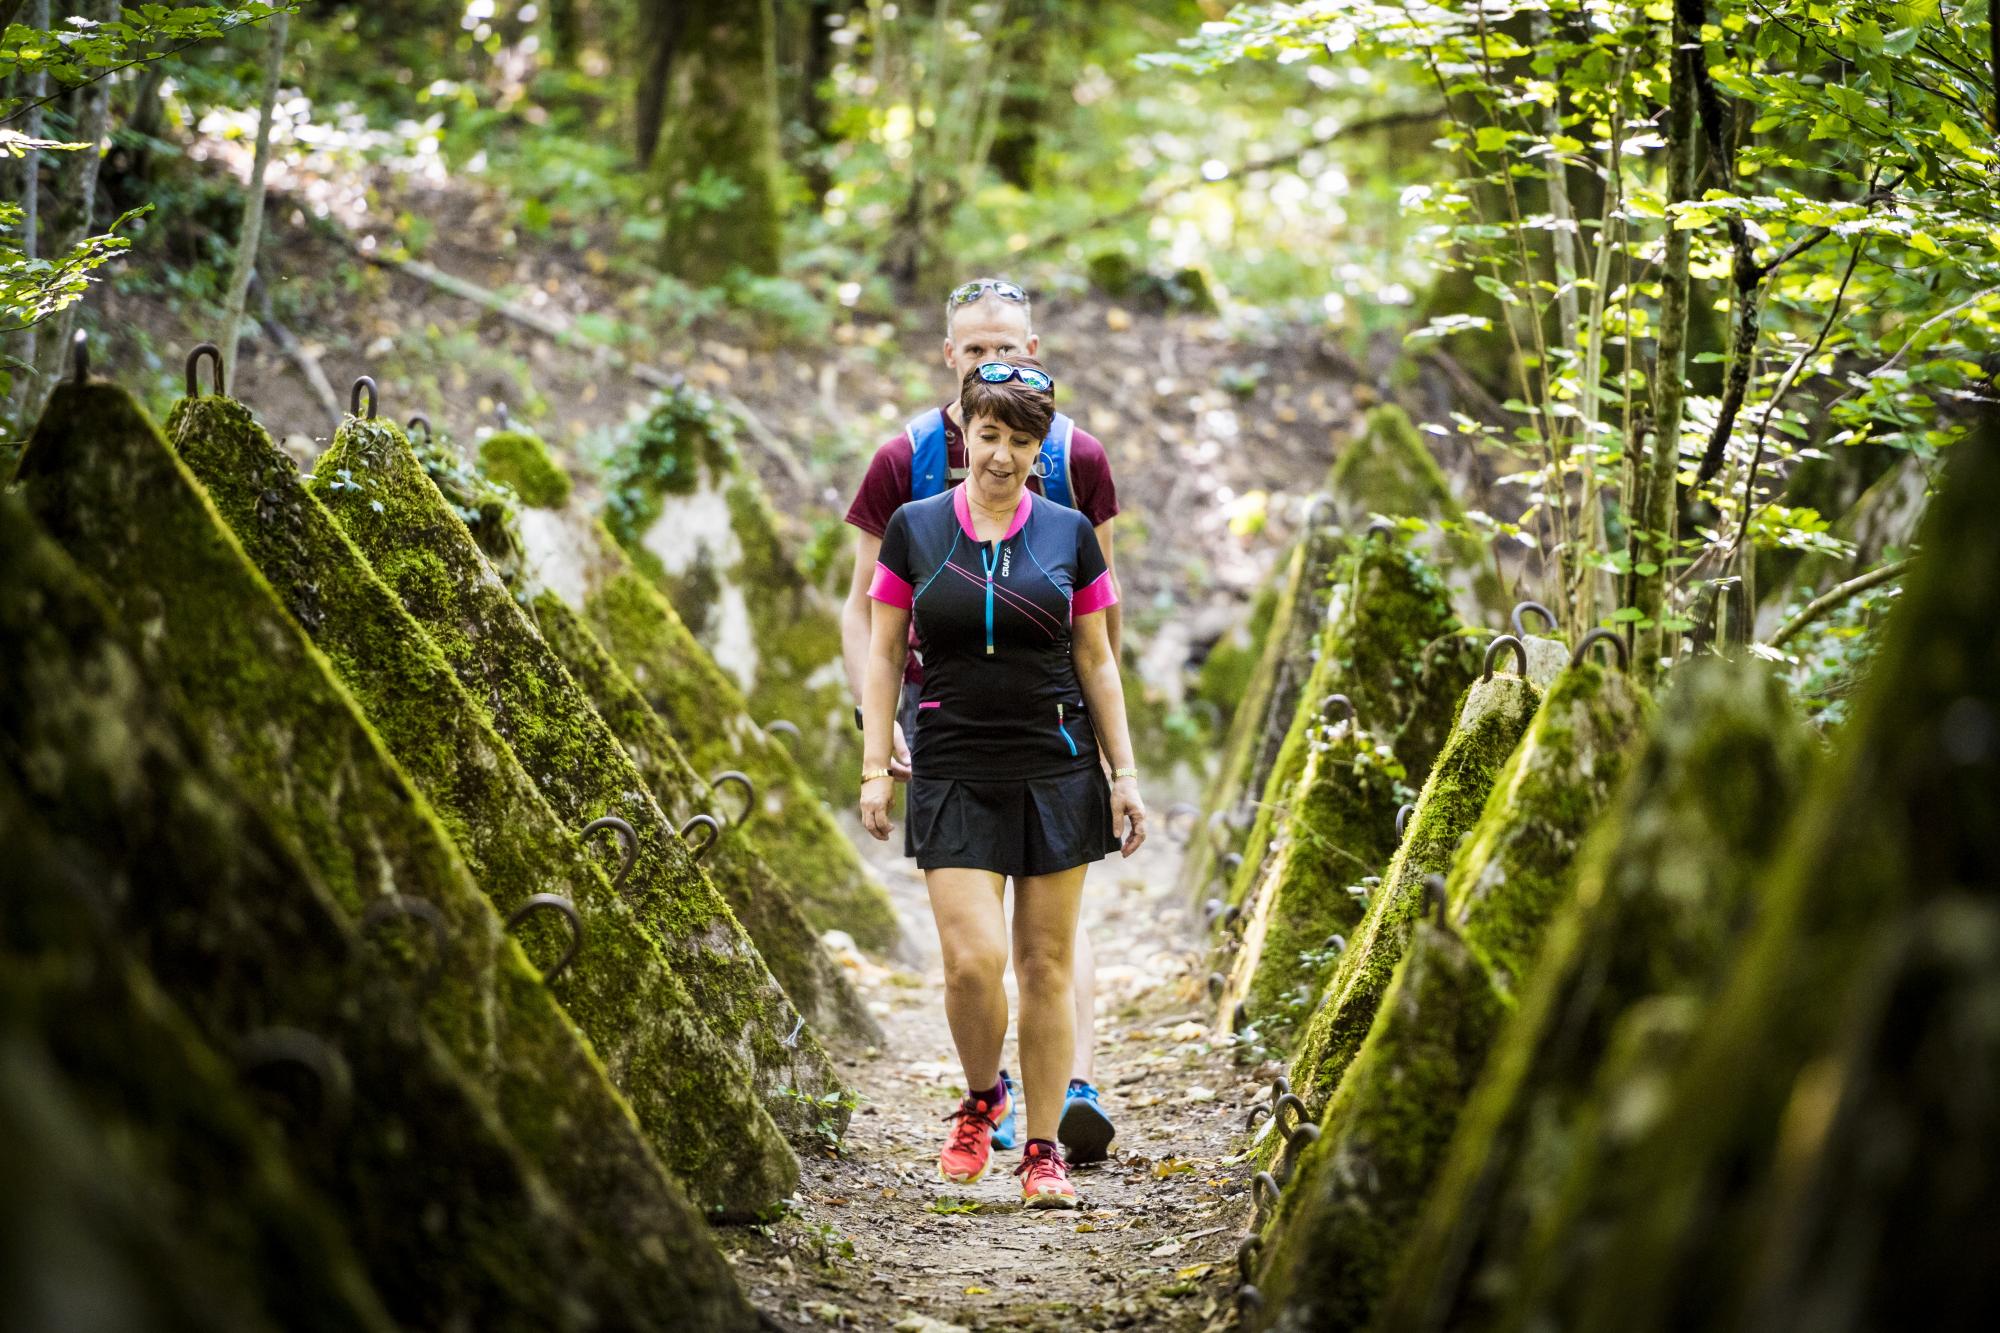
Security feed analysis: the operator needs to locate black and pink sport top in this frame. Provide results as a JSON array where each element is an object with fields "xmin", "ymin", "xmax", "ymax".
[{"xmin": 869, "ymin": 485, "xmax": 1118, "ymax": 780}]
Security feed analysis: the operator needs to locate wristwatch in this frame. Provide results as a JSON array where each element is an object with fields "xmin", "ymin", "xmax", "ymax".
[{"xmin": 853, "ymin": 704, "xmax": 864, "ymax": 732}]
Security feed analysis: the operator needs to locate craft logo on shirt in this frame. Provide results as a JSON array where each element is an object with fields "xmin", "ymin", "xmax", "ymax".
[{"xmin": 1000, "ymin": 545, "xmax": 1013, "ymax": 579}]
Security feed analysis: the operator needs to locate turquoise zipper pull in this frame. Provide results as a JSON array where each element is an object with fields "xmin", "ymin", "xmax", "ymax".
[{"xmin": 1057, "ymin": 703, "xmax": 1078, "ymax": 756}]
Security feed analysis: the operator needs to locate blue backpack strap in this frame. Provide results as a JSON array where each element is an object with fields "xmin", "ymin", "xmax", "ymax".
[
  {"xmin": 907, "ymin": 408, "xmax": 950, "ymax": 502},
  {"xmin": 1038, "ymin": 412, "xmax": 1076, "ymax": 510}
]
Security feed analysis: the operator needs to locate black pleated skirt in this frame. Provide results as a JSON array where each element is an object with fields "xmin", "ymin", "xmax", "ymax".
[{"xmin": 905, "ymin": 765, "xmax": 1122, "ymax": 879}]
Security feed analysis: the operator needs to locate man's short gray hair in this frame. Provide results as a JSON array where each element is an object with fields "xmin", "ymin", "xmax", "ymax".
[{"xmin": 944, "ymin": 277, "xmax": 1033, "ymax": 336}]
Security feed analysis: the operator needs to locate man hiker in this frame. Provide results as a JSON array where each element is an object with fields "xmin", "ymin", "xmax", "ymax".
[{"xmin": 840, "ymin": 277, "xmax": 1123, "ymax": 1165}]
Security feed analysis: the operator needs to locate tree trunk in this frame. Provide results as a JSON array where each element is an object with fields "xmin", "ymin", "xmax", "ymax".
[
  {"xmin": 34, "ymin": 0, "xmax": 121, "ymax": 391},
  {"xmin": 219, "ymin": 12, "xmax": 288, "ymax": 386},
  {"xmin": 6, "ymin": 0, "xmax": 49, "ymax": 423},
  {"xmin": 647, "ymin": 0, "xmax": 784, "ymax": 282},
  {"xmin": 1630, "ymin": 1, "xmax": 1697, "ymax": 677}
]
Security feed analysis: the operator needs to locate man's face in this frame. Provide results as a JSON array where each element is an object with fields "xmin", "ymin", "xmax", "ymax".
[{"xmin": 943, "ymin": 299, "xmax": 1038, "ymax": 390}]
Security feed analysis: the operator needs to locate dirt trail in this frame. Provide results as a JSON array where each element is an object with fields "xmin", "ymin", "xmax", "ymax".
[{"xmin": 729, "ymin": 817, "xmax": 1255, "ymax": 1332}]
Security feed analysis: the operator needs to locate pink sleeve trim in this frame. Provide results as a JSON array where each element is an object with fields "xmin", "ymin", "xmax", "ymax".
[
  {"xmin": 868, "ymin": 561, "xmax": 915, "ymax": 609},
  {"xmin": 1071, "ymin": 569, "xmax": 1119, "ymax": 617}
]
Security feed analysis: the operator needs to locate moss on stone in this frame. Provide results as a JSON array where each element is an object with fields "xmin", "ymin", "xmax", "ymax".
[
  {"xmin": 163, "ymin": 394, "xmax": 797, "ymax": 1220},
  {"xmin": 1327, "ymin": 404, "xmax": 1509, "ymax": 621},
  {"xmin": 1446, "ymin": 661, "xmax": 1652, "ymax": 995},
  {"xmin": 1218, "ymin": 718, "xmax": 1403, "ymax": 1051},
  {"xmin": 479, "ymin": 428, "xmax": 573, "ymax": 509},
  {"xmin": 308, "ymin": 416, "xmax": 848, "ymax": 1144},
  {"xmin": 0, "ymin": 477, "xmax": 736, "ymax": 1329},
  {"xmin": 531, "ymin": 587, "xmax": 883, "ymax": 1048},
  {"xmin": 1372, "ymin": 660, "xmax": 1814, "ymax": 1333},
  {"xmin": 602, "ymin": 388, "xmax": 858, "ymax": 796},
  {"xmin": 1285, "ymin": 673, "xmax": 1539, "ymax": 1117},
  {"xmin": 1252, "ymin": 925, "xmax": 1509, "ymax": 1331},
  {"xmin": 2, "ymin": 786, "xmax": 391, "ymax": 1332},
  {"xmin": 1551, "ymin": 431, "xmax": 1999, "ymax": 1333}
]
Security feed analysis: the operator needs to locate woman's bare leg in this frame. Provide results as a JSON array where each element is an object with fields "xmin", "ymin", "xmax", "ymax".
[
  {"xmin": 1071, "ymin": 925, "xmax": 1097, "ymax": 1082},
  {"xmin": 926, "ymin": 867, "xmax": 1010, "ymax": 1091},
  {"xmin": 1012, "ymin": 864, "xmax": 1088, "ymax": 1143}
]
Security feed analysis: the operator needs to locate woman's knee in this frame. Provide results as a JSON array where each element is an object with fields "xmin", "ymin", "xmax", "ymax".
[
  {"xmin": 1014, "ymin": 941, "xmax": 1074, "ymax": 994},
  {"xmin": 940, "ymin": 936, "xmax": 1008, "ymax": 992}
]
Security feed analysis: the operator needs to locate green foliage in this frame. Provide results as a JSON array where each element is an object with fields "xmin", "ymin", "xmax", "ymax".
[
  {"xmin": 0, "ymin": 3, "xmax": 290, "ymax": 95},
  {"xmin": 602, "ymin": 383, "xmax": 737, "ymax": 546}
]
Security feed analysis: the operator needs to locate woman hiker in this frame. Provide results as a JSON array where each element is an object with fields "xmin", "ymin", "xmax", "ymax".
[
  {"xmin": 859, "ymin": 356, "xmax": 1147, "ymax": 1208},
  {"xmin": 840, "ymin": 277, "xmax": 1125, "ymax": 1166}
]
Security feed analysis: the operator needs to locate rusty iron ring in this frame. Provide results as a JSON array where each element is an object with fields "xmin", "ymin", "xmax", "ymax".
[
  {"xmin": 1244, "ymin": 1101, "xmax": 1272, "ymax": 1132},
  {"xmin": 1202, "ymin": 897, "xmax": 1225, "ymax": 925},
  {"xmin": 678, "ymin": 813, "xmax": 721, "ymax": 862},
  {"xmin": 1424, "ymin": 873, "xmax": 1449, "ymax": 927},
  {"xmin": 405, "ymin": 413, "xmax": 431, "ymax": 445},
  {"xmin": 1223, "ymin": 851, "xmax": 1245, "ymax": 876},
  {"xmin": 349, "ymin": 376, "xmax": 377, "ymax": 420},
  {"xmin": 1219, "ymin": 903, "xmax": 1242, "ymax": 930},
  {"xmin": 1287, "ymin": 1120, "xmax": 1322, "ymax": 1151},
  {"xmin": 185, "ymin": 342, "xmax": 224, "ymax": 398},
  {"xmin": 1271, "ymin": 1075, "xmax": 1291, "ymax": 1100},
  {"xmin": 1320, "ymin": 693, "xmax": 1355, "ymax": 727},
  {"xmin": 505, "ymin": 893, "xmax": 583, "ymax": 982},
  {"xmin": 1570, "ymin": 627, "xmax": 1630, "ymax": 671},
  {"xmin": 1252, "ymin": 1170, "xmax": 1282, "ymax": 1219},
  {"xmin": 1364, "ymin": 519, "xmax": 1397, "ymax": 543},
  {"xmin": 1510, "ymin": 600, "xmax": 1557, "ymax": 639},
  {"xmin": 70, "ymin": 329, "xmax": 89, "ymax": 383},
  {"xmin": 1207, "ymin": 970, "xmax": 1226, "ymax": 998},
  {"xmin": 1482, "ymin": 633, "xmax": 1528, "ymax": 682},
  {"xmin": 763, "ymin": 718, "xmax": 801, "ymax": 749},
  {"xmin": 1237, "ymin": 1234, "xmax": 1263, "ymax": 1285},
  {"xmin": 1323, "ymin": 932, "xmax": 1347, "ymax": 953},
  {"xmin": 579, "ymin": 815, "xmax": 638, "ymax": 894},
  {"xmin": 237, "ymin": 1027, "xmax": 353, "ymax": 1129},
  {"xmin": 1396, "ymin": 803, "xmax": 1415, "ymax": 839},
  {"xmin": 1271, "ymin": 1092, "xmax": 1309, "ymax": 1138},
  {"xmin": 1237, "ymin": 1284, "xmax": 1264, "ymax": 1312},
  {"xmin": 709, "ymin": 770, "xmax": 755, "ymax": 824},
  {"xmin": 358, "ymin": 894, "xmax": 449, "ymax": 997},
  {"xmin": 1233, "ymin": 1000, "xmax": 1250, "ymax": 1031}
]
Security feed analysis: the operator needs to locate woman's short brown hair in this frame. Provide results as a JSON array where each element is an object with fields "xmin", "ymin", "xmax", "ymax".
[{"xmin": 960, "ymin": 355, "xmax": 1055, "ymax": 441}]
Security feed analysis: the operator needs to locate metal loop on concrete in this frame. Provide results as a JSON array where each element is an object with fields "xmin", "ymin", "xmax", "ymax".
[
  {"xmin": 678, "ymin": 813, "xmax": 721, "ymax": 862},
  {"xmin": 1424, "ymin": 873, "xmax": 1449, "ymax": 927},
  {"xmin": 709, "ymin": 769, "xmax": 755, "ymax": 824},
  {"xmin": 1320, "ymin": 692, "xmax": 1355, "ymax": 727},
  {"xmin": 1233, "ymin": 1001, "xmax": 1250, "ymax": 1032},
  {"xmin": 579, "ymin": 815, "xmax": 638, "ymax": 893},
  {"xmin": 358, "ymin": 894, "xmax": 449, "ymax": 997},
  {"xmin": 349, "ymin": 375, "xmax": 377, "ymax": 420},
  {"xmin": 1482, "ymin": 633, "xmax": 1528, "ymax": 682},
  {"xmin": 185, "ymin": 342, "xmax": 224, "ymax": 398},
  {"xmin": 505, "ymin": 893, "xmax": 582, "ymax": 982},
  {"xmin": 1271, "ymin": 1092, "xmax": 1309, "ymax": 1138},
  {"xmin": 1322, "ymin": 932, "xmax": 1347, "ymax": 954},
  {"xmin": 763, "ymin": 718, "xmax": 801, "ymax": 749},
  {"xmin": 1287, "ymin": 1120, "xmax": 1322, "ymax": 1151},
  {"xmin": 1219, "ymin": 903, "xmax": 1242, "ymax": 929},
  {"xmin": 1237, "ymin": 1284, "xmax": 1265, "ymax": 1312},
  {"xmin": 1207, "ymin": 970, "xmax": 1226, "ymax": 998},
  {"xmin": 1570, "ymin": 626, "xmax": 1630, "ymax": 671},
  {"xmin": 70, "ymin": 329, "xmax": 89, "ymax": 383},
  {"xmin": 405, "ymin": 413, "xmax": 431, "ymax": 445},
  {"xmin": 1364, "ymin": 519, "xmax": 1397, "ymax": 543},
  {"xmin": 1245, "ymin": 1101, "xmax": 1272, "ymax": 1132},
  {"xmin": 1396, "ymin": 803, "xmax": 1415, "ymax": 839},
  {"xmin": 1510, "ymin": 600, "xmax": 1557, "ymax": 639},
  {"xmin": 1237, "ymin": 1234, "xmax": 1263, "ymax": 1284},
  {"xmin": 237, "ymin": 1027, "xmax": 353, "ymax": 1129},
  {"xmin": 1252, "ymin": 1170, "xmax": 1282, "ymax": 1219}
]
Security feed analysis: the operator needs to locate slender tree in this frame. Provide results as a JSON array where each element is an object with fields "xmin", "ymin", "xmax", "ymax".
[
  {"xmin": 7, "ymin": 0, "xmax": 50, "ymax": 421},
  {"xmin": 219, "ymin": 8, "xmax": 287, "ymax": 386},
  {"xmin": 32, "ymin": 0, "xmax": 122, "ymax": 390}
]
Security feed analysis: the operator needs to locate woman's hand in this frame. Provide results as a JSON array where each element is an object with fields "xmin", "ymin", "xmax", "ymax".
[
  {"xmin": 859, "ymin": 775, "xmax": 896, "ymax": 840},
  {"xmin": 1112, "ymin": 775, "xmax": 1147, "ymax": 858}
]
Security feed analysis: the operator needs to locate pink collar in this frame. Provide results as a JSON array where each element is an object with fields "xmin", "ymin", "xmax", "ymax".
[{"xmin": 953, "ymin": 483, "xmax": 1032, "ymax": 543}]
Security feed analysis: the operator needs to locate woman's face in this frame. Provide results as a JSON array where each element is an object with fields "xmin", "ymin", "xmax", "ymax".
[{"xmin": 965, "ymin": 412, "xmax": 1042, "ymax": 501}]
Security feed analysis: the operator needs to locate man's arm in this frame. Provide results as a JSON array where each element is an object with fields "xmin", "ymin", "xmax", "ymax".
[{"xmin": 842, "ymin": 531, "xmax": 911, "ymax": 778}]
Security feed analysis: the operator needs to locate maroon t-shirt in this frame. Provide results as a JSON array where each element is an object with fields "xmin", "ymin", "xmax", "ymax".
[{"xmin": 847, "ymin": 404, "xmax": 1119, "ymax": 685}]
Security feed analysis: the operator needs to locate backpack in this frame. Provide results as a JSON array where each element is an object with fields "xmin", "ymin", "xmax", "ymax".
[{"xmin": 906, "ymin": 407, "xmax": 1076, "ymax": 510}]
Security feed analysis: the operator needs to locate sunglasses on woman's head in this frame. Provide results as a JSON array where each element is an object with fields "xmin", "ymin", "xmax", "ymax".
[
  {"xmin": 950, "ymin": 279, "xmax": 1029, "ymax": 307},
  {"xmin": 975, "ymin": 362, "xmax": 1054, "ymax": 393}
]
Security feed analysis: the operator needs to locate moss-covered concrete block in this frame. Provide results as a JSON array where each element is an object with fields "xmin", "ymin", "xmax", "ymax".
[
  {"xmin": 2, "ymin": 782, "xmax": 391, "ymax": 1333},
  {"xmin": 479, "ymin": 427, "xmax": 573, "ymax": 509},
  {"xmin": 0, "ymin": 479, "xmax": 738, "ymax": 1329},
  {"xmin": 1328, "ymin": 404, "xmax": 1509, "ymax": 621},
  {"xmin": 1373, "ymin": 661, "xmax": 1814, "ymax": 1333},
  {"xmin": 497, "ymin": 426, "xmax": 900, "ymax": 953},
  {"xmin": 1252, "ymin": 924, "xmax": 1508, "ymax": 1331},
  {"xmin": 531, "ymin": 587, "xmax": 883, "ymax": 1048},
  {"xmin": 165, "ymin": 393, "xmax": 796, "ymax": 1217},
  {"xmin": 310, "ymin": 415, "xmax": 847, "ymax": 1140},
  {"xmin": 595, "ymin": 388, "xmax": 856, "ymax": 795},
  {"xmin": 1217, "ymin": 716, "xmax": 1403, "ymax": 1050},
  {"xmin": 1286, "ymin": 672, "xmax": 1539, "ymax": 1117},
  {"xmin": 1218, "ymin": 534, "xmax": 1479, "ymax": 919},
  {"xmin": 1447, "ymin": 660, "xmax": 1652, "ymax": 995},
  {"xmin": 1556, "ymin": 427, "xmax": 1999, "ymax": 1333},
  {"xmin": 1179, "ymin": 517, "xmax": 1345, "ymax": 905}
]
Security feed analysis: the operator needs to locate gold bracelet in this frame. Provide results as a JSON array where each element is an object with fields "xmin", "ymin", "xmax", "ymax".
[
  {"xmin": 861, "ymin": 767, "xmax": 893, "ymax": 783},
  {"xmin": 1112, "ymin": 766, "xmax": 1139, "ymax": 779}
]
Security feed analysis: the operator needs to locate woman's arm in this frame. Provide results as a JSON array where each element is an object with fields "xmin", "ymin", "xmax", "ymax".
[
  {"xmin": 859, "ymin": 600, "xmax": 912, "ymax": 840},
  {"xmin": 1073, "ymin": 609, "xmax": 1147, "ymax": 857}
]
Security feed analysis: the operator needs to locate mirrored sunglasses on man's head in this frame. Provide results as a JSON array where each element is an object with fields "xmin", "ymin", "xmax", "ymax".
[
  {"xmin": 949, "ymin": 279, "xmax": 1029, "ymax": 307},
  {"xmin": 975, "ymin": 361, "xmax": 1054, "ymax": 393}
]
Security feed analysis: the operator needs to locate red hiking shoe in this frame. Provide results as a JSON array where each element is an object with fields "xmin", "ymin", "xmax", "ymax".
[
  {"xmin": 1014, "ymin": 1140, "xmax": 1079, "ymax": 1209},
  {"xmin": 937, "ymin": 1086, "xmax": 1010, "ymax": 1184}
]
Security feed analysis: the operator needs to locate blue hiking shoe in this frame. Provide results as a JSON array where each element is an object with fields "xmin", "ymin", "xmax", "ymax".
[
  {"xmin": 1058, "ymin": 1080, "xmax": 1115, "ymax": 1165},
  {"xmin": 990, "ymin": 1070, "xmax": 1023, "ymax": 1151}
]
